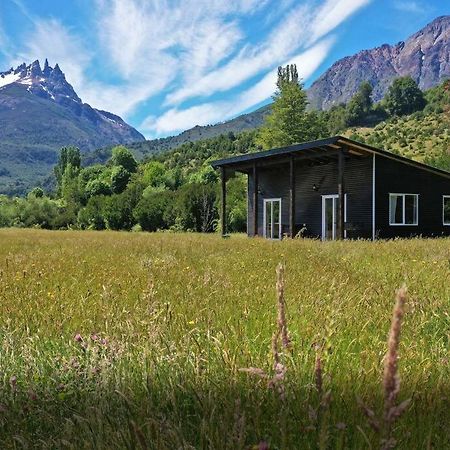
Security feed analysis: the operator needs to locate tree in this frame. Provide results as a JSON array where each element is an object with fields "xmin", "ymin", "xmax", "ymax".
[
  {"xmin": 61, "ymin": 163, "xmax": 81, "ymax": 204},
  {"xmin": 173, "ymin": 183, "xmax": 217, "ymax": 232},
  {"xmin": 110, "ymin": 166, "xmax": 131, "ymax": 194},
  {"xmin": 225, "ymin": 175, "xmax": 247, "ymax": 232},
  {"xmin": 141, "ymin": 161, "xmax": 171, "ymax": 189},
  {"xmin": 345, "ymin": 81, "xmax": 373, "ymax": 126},
  {"xmin": 85, "ymin": 179, "xmax": 111, "ymax": 198},
  {"xmin": 256, "ymin": 64, "xmax": 323, "ymax": 149},
  {"xmin": 28, "ymin": 187, "xmax": 44, "ymax": 198},
  {"xmin": 133, "ymin": 191, "xmax": 174, "ymax": 231},
  {"xmin": 54, "ymin": 146, "xmax": 81, "ymax": 193},
  {"xmin": 110, "ymin": 146, "xmax": 138, "ymax": 173},
  {"xmin": 77, "ymin": 196, "xmax": 107, "ymax": 230},
  {"xmin": 102, "ymin": 193, "xmax": 134, "ymax": 230},
  {"xmin": 384, "ymin": 76, "xmax": 426, "ymax": 116}
]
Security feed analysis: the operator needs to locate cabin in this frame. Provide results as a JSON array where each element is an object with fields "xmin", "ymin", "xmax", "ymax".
[{"xmin": 211, "ymin": 136, "xmax": 450, "ymax": 240}]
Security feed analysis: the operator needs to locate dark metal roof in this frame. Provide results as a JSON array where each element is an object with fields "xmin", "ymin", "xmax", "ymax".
[{"xmin": 211, "ymin": 135, "xmax": 450, "ymax": 179}]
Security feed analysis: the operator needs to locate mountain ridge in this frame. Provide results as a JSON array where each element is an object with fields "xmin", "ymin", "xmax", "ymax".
[{"xmin": 307, "ymin": 15, "xmax": 450, "ymax": 109}]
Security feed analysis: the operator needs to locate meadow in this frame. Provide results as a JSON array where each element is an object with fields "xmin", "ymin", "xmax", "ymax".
[{"xmin": 0, "ymin": 229, "xmax": 449, "ymax": 449}]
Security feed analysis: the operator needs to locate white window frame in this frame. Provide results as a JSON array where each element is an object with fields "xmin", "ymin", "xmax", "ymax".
[
  {"xmin": 263, "ymin": 198, "xmax": 282, "ymax": 240},
  {"xmin": 321, "ymin": 194, "xmax": 347, "ymax": 241},
  {"xmin": 443, "ymin": 195, "xmax": 450, "ymax": 226},
  {"xmin": 389, "ymin": 193, "xmax": 419, "ymax": 226}
]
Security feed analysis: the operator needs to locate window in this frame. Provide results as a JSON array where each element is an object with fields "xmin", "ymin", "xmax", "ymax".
[
  {"xmin": 389, "ymin": 194, "xmax": 418, "ymax": 225},
  {"xmin": 444, "ymin": 196, "xmax": 450, "ymax": 226}
]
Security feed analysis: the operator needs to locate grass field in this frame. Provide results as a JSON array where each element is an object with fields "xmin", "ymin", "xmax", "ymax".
[{"xmin": 0, "ymin": 229, "xmax": 449, "ymax": 449}]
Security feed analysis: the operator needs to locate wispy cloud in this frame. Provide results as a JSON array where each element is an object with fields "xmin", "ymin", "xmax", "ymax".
[
  {"xmin": 393, "ymin": 1, "xmax": 427, "ymax": 14},
  {"xmin": 165, "ymin": 0, "xmax": 371, "ymax": 107},
  {"xmin": 17, "ymin": 19, "xmax": 91, "ymax": 89},
  {"xmin": 307, "ymin": 0, "xmax": 372, "ymax": 44},
  {"xmin": 142, "ymin": 38, "xmax": 334, "ymax": 135}
]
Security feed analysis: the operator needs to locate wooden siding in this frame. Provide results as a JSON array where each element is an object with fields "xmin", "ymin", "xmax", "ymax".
[
  {"xmin": 247, "ymin": 155, "xmax": 373, "ymax": 238},
  {"xmin": 375, "ymin": 157, "xmax": 450, "ymax": 238}
]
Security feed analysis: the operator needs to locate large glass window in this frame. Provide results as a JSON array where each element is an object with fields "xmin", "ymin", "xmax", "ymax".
[
  {"xmin": 444, "ymin": 196, "xmax": 450, "ymax": 225},
  {"xmin": 389, "ymin": 194, "xmax": 418, "ymax": 225}
]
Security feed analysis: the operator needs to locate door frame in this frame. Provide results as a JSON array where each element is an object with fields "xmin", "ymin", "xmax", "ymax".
[
  {"xmin": 321, "ymin": 194, "xmax": 347, "ymax": 241},
  {"xmin": 263, "ymin": 198, "xmax": 282, "ymax": 239}
]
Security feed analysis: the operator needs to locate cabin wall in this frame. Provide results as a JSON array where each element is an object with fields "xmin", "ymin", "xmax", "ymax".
[
  {"xmin": 247, "ymin": 155, "xmax": 373, "ymax": 238},
  {"xmin": 375, "ymin": 156, "xmax": 450, "ymax": 238}
]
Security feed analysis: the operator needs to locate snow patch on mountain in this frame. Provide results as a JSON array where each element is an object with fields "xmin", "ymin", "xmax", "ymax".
[{"xmin": 0, "ymin": 72, "xmax": 20, "ymax": 88}]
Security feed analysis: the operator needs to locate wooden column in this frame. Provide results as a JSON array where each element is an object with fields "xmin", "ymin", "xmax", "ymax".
[
  {"xmin": 220, "ymin": 167, "xmax": 227, "ymax": 236},
  {"xmin": 289, "ymin": 156, "xmax": 295, "ymax": 238},
  {"xmin": 338, "ymin": 149, "xmax": 345, "ymax": 240},
  {"xmin": 252, "ymin": 162, "xmax": 258, "ymax": 236}
]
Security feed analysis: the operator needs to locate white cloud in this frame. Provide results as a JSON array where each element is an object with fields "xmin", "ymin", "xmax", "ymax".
[
  {"xmin": 307, "ymin": 0, "xmax": 372, "ymax": 44},
  {"xmin": 165, "ymin": 4, "xmax": 313, "ymax": 106},
  {"xmin": 165, "ymin": 0, "xmax": 372, "ymax": 107},
  {"xmin": 85, "ymin": 0, "xmax": 267, "ymax": 113},
  {"xmin": 392, "ymin": 1, "xmax": 426, "ymax": 14},
  {"xmin": 17, "ymin": 19, "xmax": 90, "ymax": 89},
  {"xmin": 143, "ymin": 38, "xmax": 334, "ymax": 135}
]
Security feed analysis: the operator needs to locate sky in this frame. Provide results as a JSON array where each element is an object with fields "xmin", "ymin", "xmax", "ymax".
[{"xmin": 0, "ymin": 0, "xmax": 448, "ymax": 138}]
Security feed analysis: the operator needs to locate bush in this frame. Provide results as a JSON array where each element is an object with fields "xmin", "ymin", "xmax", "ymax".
[
  {"xmin": 77, "ymin": 196, "xmax": 107, "ymax": 230},
  {"xmin": 133, "ymin": 191, "xmax": 174, "ymax": 232}
]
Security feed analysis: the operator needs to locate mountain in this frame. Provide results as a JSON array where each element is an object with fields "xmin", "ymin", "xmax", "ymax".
[
  {"xmin": 308, "ymin": 15, "xmax": 450, "ymax": 109},
  {"xmin": 0, "ymin": 60, "xmax": 144, "ymax": 195}
]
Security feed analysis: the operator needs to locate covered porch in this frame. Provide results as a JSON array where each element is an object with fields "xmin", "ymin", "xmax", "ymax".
[{"xmin": 211, "ymin": 136, "xmax": 375, "ymax": 240}]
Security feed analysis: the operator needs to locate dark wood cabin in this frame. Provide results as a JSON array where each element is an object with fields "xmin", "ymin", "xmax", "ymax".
[{"xmin": 211, "ymin": 136, "xmax": 450, "ymax": 240}]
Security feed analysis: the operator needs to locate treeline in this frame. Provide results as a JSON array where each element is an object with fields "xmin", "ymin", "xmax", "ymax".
[
  {"xmin": 0, "ymin": 133, "xmax": 258, "ymax": 231},
  {"xmin": 0, "ymin": 72, "xmax": 449, "ymax": 232}
]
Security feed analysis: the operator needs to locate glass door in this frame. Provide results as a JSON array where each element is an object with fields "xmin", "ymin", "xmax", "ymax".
[
  {"xmin": 263, "ymin": 199, "xmax": 282, "ymax": 239},
  {"xmin": 322, "ymin": 195, "xmax": 346, "ymax": 240},
  {"xmin": 323, "ymin": 196, "xmax": 336, "ymax": 240}
]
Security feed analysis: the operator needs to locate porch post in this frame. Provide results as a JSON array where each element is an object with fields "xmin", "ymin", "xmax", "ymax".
[
  {"xmin": 289, "ymin": 156, "xmax": 295, "ymax": 238},
  {"xmin": 220, "ymin": 166, "xmax": 227, "ymax": 236},
  {"xmin": 253, "ymin": 162, "xmax": 258, "ymax": 236},
  {"xmin": 338, "ymin": 149, "xmax": 345, "ymax": 240}
]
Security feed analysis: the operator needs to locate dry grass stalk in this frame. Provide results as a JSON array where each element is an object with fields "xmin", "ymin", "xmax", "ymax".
[
  {"xmin": 381, "ymin": 285, "xmax": 410, "ymax": 449},
  {"xmin": 276, "ymin": 263, "xmax": 290, "ymax": 351},
  {"xmin": 314, "ymin": 350, "xmax": 323, "ymax": 397}
]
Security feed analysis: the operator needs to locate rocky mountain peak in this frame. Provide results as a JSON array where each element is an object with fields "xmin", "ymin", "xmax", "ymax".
[
  {"xmin": 28, "ymin": 60, "xmax": 42, "ymax": 78},
  {"xmin": 308, "ymin": 15, "xmax": 450, "ymax": 110},
  {"xmin": 0, "ymin": 59, "xmax": 81, "ymax": 104}
]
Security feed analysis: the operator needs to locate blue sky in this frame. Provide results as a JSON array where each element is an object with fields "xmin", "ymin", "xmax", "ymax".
[{"xmin": 0, "ymin": 0, "xmax": 447, "ymax": 138}]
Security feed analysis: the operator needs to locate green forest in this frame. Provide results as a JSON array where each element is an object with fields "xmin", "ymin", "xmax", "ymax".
[{"xmin": 0, "ymin": 72, "xmax": 449, "ymax": 232}]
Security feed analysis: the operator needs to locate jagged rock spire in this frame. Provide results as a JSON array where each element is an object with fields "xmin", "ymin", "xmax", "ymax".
[
  {"xmin": 43, "ymin": 58, "xmax": 51, "ymax": 77},
  {"xmin": 29, "ymin": 60, "xmax": 42, "ymax": 77}
]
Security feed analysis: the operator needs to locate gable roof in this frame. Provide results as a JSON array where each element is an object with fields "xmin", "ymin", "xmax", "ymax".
[{"xmin": 211, "ymin": 136, "xmax": 450, "ymax": 179}]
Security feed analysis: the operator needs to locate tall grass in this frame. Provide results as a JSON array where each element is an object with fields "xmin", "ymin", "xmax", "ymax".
[{"xmin": 0, "ymin": 229, "xmax": 449, "ymax": 448}]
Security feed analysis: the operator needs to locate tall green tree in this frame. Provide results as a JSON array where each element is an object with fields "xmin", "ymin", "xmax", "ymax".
[
  {"xmin": 384, "ymin": 76, "xmax": 426, "ymax": 116},
  {"xmin": 345, "ymin": 81, "xmax": 373, "ymax": 126},
  {"xmin": 54, "ymin": 146, "xmax": 81, "ymax": 195},
  {"xmin": 110, "ymin": 146, "xmax": 138, "ymax": 173},
  {"xmin": 256, "ymin": 65, "xmax": 323, "ymax": 149}
]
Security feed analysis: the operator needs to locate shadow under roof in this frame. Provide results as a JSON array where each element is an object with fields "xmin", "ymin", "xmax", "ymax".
[{"xmin": 210, "ymin": 136, "xmax": 450, "ymax": 179}]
